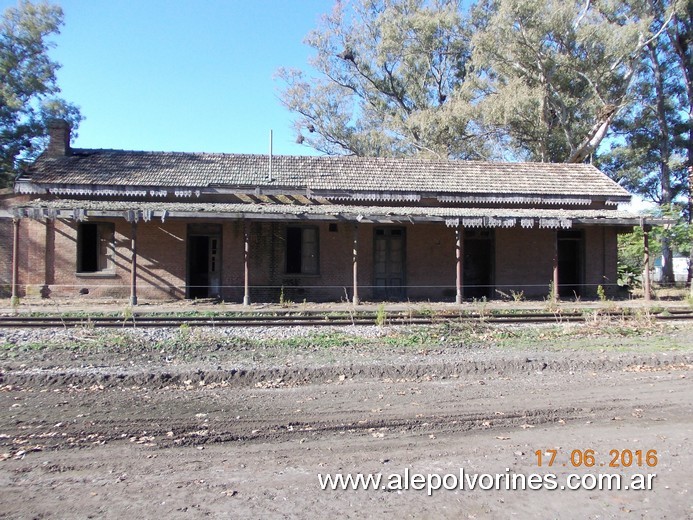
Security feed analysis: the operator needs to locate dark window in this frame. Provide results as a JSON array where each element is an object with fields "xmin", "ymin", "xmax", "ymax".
[
  {"xmin": 329, "ymin": 223, "xmax": 338, "ymax": 232},
  {"xmin": 286, "ymin": 226, "xmax": 319, "ymax": 274},
  {"xmin": 77, "ymin": 222, "xmax": 115, "ymax": 273}
]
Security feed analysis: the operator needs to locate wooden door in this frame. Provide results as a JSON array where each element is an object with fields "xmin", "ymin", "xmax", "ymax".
[{"xmin": 374, "ymin": 227, "xmax": 406, "ymax": 300}]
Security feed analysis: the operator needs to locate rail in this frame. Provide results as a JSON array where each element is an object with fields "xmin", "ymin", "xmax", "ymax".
[{"xmin": 0, "ymin": 309, "xmax": 691, "ymax": 328}]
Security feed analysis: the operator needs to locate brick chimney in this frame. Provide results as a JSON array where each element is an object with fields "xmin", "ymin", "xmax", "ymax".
[{"xmin": 46, "ymin": 119, "xmax": 71, "ymax": 157}]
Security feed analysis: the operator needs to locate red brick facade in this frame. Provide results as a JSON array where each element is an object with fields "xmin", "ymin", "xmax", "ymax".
[{"xmin": 5, "ymin": 215, "xmax": 622, "ymax": 302}]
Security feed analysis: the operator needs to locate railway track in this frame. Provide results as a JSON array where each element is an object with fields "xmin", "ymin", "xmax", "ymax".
[{"xmin": 0, "ymin": 309, "xmax": 692, "ymax": 328}]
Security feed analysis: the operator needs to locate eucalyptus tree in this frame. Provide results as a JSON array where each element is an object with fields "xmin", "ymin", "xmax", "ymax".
[
  {"xmin": 277, "ymin": 0, "xmax": 483, "ymax": 159},
  {"xmin": 0, "ymin": 0, "xmax": 81, "ymax": 187},
  {"xmin": 666, "ymin": 2, "xmax": 692, "ymax": 285},
  {"xmin": 468, "ymin": 0, "xmax": 678, "ymax": 163},
  {"xmin": 599, "ymin": 0, "xmax": 689, "ymax": 285}
]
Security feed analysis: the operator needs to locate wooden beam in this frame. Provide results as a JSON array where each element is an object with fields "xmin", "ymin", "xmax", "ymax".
[
  {"xmin": 243, "ymin": 221, "xmax": 250, "ymax": 306},
  {"xmin": 130, "ymin": 221, "xmax": 138, "ymax": 306},
  {"xmin": 455, "ymin": 225, "xmax": 463, "ymax": 304},
  {"xmin": 11, "ymin": 218, "xmax": 19, "ymax": 304},
  {"xmin": 352, "ymin": 224, "xmax": 359, "ymax": 305}
]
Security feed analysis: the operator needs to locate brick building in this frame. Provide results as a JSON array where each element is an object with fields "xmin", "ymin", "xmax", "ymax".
[{"xmin": 1, "ymin": 121, "xmax": 651, "ymax": 304}]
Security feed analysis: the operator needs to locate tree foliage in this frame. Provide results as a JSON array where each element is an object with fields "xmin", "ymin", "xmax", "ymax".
[
  {"xmin": 469, "ymin": 0, "xmax": 676, "ymax": 163},
  {"xmin": 279, "ymin": 0, "xmax": 682, "ymax": 165},
  {"xmin": 597, "ymin": 0, "xmax": 690, "ymax": 284},
  {"xmin": 277, "ymin": 0, "xmax": 483, "ymax": 159},
  {"xmin": 0, "ymin": 0, "xmax": 81, "ymax": 187},
  {"xmin": 601, "ymin": 1, "xmax": 688, "ymax": 202}
]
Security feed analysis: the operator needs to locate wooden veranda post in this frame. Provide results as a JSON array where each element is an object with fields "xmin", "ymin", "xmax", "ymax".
[
  {"xmin": 352, "ymin": 224, "xmax": 360, "ymax": 305},
  {"xmin": 130, "ymin": 221, "xmax": 138, "ymax": 306},
  {"xmin": 455, "ymin": 225, "xmax": 463, "ymax": 304},
  {"xmin": 11, "ymin": 218, "xmax": 20, "ymax": 305},
  {"xmin": 243, "ymin": 221, "xmax": 250, "ymax": 306},
  {"xmin": 552, "ymin": 230, "xmax": 559, "ymax": 302},
  {"xmin": 643, "ymin": 224, "xmax": 651, "ymax": 302}
]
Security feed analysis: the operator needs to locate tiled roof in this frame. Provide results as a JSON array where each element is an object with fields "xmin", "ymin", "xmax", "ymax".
[{"xmin": 25, "ymin": 149, "xmax": 631, "ymax": 199}]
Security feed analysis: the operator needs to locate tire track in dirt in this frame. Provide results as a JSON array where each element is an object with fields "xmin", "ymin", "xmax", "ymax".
[
  {"xmin": 2, "ymin": 353, "xmax": 691, "ymax": 389},
  {"xmin": 0, "ymin": 406, "xmax": 591, "ymax": 449},
  {"xmin": 1, "ymin": 398, "xmax": 671, "ymax": 454}
]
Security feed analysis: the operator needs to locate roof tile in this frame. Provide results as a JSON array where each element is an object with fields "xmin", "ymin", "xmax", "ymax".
[{"xmin": 26, "ymin": 150, "xmax": 631, "ymax": 199}]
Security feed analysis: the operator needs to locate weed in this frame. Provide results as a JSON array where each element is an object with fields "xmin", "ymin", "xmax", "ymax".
[
  {"xmin": 375, "ymin": 304, "xmax": 387, "ymax": 327},
  {"xmin": 178, "ymin": 323, "xmax": 191, "ymax": 344},
  {"xmin": 543, "ymin": 299, "xmax": 558, "ymax": 313},
  {"xmin": 279, "ymin": 286, "xmax": 293, "ymax": 307},
  {"xmin": 597, "ymin": 284, "xmax": 607, "ymax": 302},
  {"xmin": 511, "ymin": 290, "xmax": 524, "ymax": 302},
  {"xmin": 494, "ymin": 290, "xmax": 525, "ymax": 303},
  {"xmin": 418, "ymin": 305, "xmax": 434, "ymax": 319},
  {"xmin": 122, "ymin": 305, "xmax": 134, "ymax": 322}
]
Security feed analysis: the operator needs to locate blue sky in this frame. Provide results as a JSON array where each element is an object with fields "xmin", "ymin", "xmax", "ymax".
[{"xmin": 3, "ymin": 0, "xmax": 330, "ymax": 155}]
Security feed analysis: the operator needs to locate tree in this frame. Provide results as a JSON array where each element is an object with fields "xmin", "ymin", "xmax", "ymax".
[
  {"xmin": 468, "ymin": 0, "xmax": 678, "ymax": 163},
  {"xmin": 600, "ymin": 0, "xmax": 689, "ymax": 285},
  {"xmin": 0, "ymin": 0, "xmax": 81, "ymax": 187},
  {"xmin": 665, "ymin": 2, "xmax": 692, "ymax": 286},
  {"xmin": 277, "ymin": 0, "xmax": 484, "ymax": 159},
  {"xmin": 280, "ymin": 0, "xmax": 679, "ymax": 164}
]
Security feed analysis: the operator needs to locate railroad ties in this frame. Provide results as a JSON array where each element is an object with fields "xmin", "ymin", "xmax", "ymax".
[{"xmin": 0, "ymin": 309, "xmax": 692, "ymax": 328}]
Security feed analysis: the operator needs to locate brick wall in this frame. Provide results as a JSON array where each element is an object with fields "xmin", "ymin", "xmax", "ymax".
[
  {"xmin": 406, "ymin": 224, "xmax": 456, "ymax": 300},
  {"xmin": 0, "ymin": 218, "xmax": 11, "ymax": 297},
  {"xmin": 220, "ymin": 220, "xmax": 244, "ymax": 301},
  {"xmin": 9, "ymin": 214, "xmax": 623, "ymax": 303},
  {"xmin": 264, "ymin": 221, "xmax": 354, "ymax": 303},
  {"xmin": 16, "ymin": 218, "xmax": 187, "ymax": 300},
  {"xmin": 133, "ymin": 220, "xmax": 187, "ymax": 299},
  {"xmin": 495, "ymin": 227, "xmax": 555, "ymax": 298},
  {"xmin": 583, "ymin": 226, "xmax": 619, "ymax": 297}
]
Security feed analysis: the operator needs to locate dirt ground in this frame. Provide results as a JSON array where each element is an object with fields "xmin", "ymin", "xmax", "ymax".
[{"xmin": 0, "ymin": 319, "xmax": 692, "ymax": 519}]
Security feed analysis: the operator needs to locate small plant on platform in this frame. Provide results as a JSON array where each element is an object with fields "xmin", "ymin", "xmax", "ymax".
[
  {"xmin": 418, "ymin": 305, "xmax": 434, "ymax": 319},
  {"xmin": 279, "ymin": 286, "xmax": 293, "ymax": 307},
  {"xmin": 597, "ymin": 284, "xmax": 608, "ymax": 302},
  {"xmin": 375, "ymin": 304, "xmax": 387, "ymax": 327},
  {"xmin": 495, "ymin": 290, "xmax": 524, "ymax": 303},
  {"xmin": 122, "ymin": 305, "xmax": 134, "ymax": 322},
  {"xmin": 511, "ymin": 290, "xmax": 525, "ymax": 302}
]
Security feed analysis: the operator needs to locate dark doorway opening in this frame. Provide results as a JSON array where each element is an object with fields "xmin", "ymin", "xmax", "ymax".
[
  {"xmin": 464, "ymin": 229, "xmax": 494, "ymax": 299},
  {"xmin": 286, "ymin": 227, "xmax": 303, "ymax": 274},
  {"xmin": 285, "ymin": 226, "xmax": 319, "ymax": 275},
  {"xmin": 558, "ymin": 230, "xmax": 583, "ymax": 298},
  {"xmin": 187, "ymin": 224, "xmax": 222, "ymax": 299},
  {"xmin": 374, "ymin": 227, "xmax": 406, "ymax": 300},
  {"xmin": 188, "ymin": 235, "xmax": 210, "ymax": 299},
  {"xmin": 79, "ymin": 223, "xmax": 99, "ymax": 273}
]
